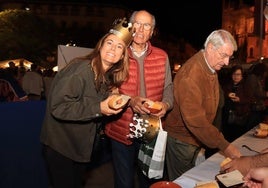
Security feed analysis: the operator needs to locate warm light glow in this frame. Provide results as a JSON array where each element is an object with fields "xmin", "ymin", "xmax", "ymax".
[
  {"xmin": 264, "ymin": 5, "xmax": 268, "ymax": 20},
  {"xmin": 0, "ymin": 59, "xmax": 32, "ymax": 70},
  {"xmin": 173, "ymin": 64, "xmax": 181, "ymax": 72},
  {"xmin": 52, "ymin": 66, "xmax": 58, "ymax": 72}
]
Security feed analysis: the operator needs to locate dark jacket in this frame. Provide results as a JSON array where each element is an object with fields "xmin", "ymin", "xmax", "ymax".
[
  {"xmin": 40, "ymin": 59, "xmax": 109, "ymax": 162},
  {"xmin": 222, "ymin": 79, "xmax": 251, "ymax": 116}
]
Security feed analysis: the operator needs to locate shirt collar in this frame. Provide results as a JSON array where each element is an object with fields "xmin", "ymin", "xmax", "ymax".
[
  {"xmin": 130, "ymin": 43, "xmax": 148, "ymax": 57},
  {"xmin": 202, "ymin": 49, "xmax": 215, "ymax": 74}
]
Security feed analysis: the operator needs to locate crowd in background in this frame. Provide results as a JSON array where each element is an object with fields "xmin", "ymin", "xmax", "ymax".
[
  {"xmin": 1, "ymin": 16, "xmax": 268, "ymax": 187},
  {"xmin": 0, "ymin": 60, "xmax": 56, "ymax": 102}
]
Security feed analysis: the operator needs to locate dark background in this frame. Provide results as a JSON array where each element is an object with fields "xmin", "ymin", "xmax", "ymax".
[
  {"xmin": 27, "ymin": 0, "xmax": 223, "ymax": 48},
  {"xmin": 96, "ymin": 0, "xmax": 223, "ymax": 49}
]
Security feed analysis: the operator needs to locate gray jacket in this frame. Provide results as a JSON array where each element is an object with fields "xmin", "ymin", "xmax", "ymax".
[{"xmin": 40, "ymin": 59, "xmax": 108, "ymax": 162}]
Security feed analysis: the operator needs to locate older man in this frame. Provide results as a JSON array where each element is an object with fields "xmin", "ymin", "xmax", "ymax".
[{"xmin": 165, "ymin": 29, "xmax": 241, "ymax": 181}]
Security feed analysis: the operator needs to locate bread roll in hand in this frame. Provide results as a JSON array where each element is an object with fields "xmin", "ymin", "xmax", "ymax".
[
  {"xmin": 108, "ymin": 94, "xmax": 130, "ymax": 110},
  {"xmin": 143, "ymin": 100, "xmax": 162, "ymax": 114}
]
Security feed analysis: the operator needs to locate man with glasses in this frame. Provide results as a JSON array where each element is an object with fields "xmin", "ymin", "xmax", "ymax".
[
  {"xmin": 105, "ymin": 10, "xmax": 174, "ymax": 188},
  {"xmin": 164, "ymin": 29, "xmax": 242, "ymax": 181}
]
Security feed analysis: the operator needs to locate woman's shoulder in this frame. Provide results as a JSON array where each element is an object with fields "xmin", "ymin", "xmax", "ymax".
[{"xmin": 58, "ymin": 59, "xmax": 91, "ymax": 77}]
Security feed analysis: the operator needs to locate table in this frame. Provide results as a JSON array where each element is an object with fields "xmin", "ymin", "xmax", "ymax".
[
  {"xmin": 173, "ymin": 128, "xmax": 268, "ymax": 188},
  {"xmin": 0, "ymin": 101, "xmax": 48, "ymax": 188}
]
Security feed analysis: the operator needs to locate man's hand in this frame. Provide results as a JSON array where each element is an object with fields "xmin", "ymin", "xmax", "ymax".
[
  {"xmin": 220, "ymin": 156, "xmax": 252, "ymax": 176},
  {"xmin": 129, "ymin": 96, "xmax": 150, "ymax": 114}
]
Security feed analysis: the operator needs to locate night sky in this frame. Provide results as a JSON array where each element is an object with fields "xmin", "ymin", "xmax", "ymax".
[
  {"xmin": 103, "ymin": 0, "xmax": 223, "ymax": 49},
  {"xmin": 18, "ymin": 0, "xmax": 257, "ymax": 49},
  {"xmin": 54, "ymin": 0, "xmax": 223, "ymax": 48}
]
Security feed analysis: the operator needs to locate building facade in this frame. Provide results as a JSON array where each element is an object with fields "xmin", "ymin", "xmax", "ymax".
[
  {"xmin": 222, "ymin": 0, "xmax": 268, "ymax": 63},
  {"xmin": 0, "ymin": 1, "xmax": 130, "ymax": 37},
  {"xmin": 2, "ymin": 0, "xmax": 267, "ymax": 66}
]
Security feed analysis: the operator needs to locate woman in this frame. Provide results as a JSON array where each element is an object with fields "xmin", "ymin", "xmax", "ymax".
[
  {"xmin": 222, "ymin": 65, "xmax": 251, "ymax": 142},
  {"xmin": 40, "ymin": 18, "xmax": 134, "ymax": 188}
]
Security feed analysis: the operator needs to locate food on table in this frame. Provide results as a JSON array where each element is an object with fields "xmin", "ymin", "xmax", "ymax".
[
  {"xmin": 195, "ymin": 181, "xmax": 219, "ymax": 188},
  {"xmin": 254, "ymin": 123, "xmax": 268, "ymax": 138},
  {"xmin": 254, "ymin": 128, "xmax": 268, "ymax": 138},
  {"xmin": 259, "ymin": 122, "xmax": 268, "ymax": 130},
  {"xmin": 220, "ymin": 157, "xmax": 232, "ymax": 167}
]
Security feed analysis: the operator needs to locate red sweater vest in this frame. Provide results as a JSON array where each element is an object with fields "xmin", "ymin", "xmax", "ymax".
[{"xmin": 105, "ymin": 43, "xmax": 167, "ymax": 145}]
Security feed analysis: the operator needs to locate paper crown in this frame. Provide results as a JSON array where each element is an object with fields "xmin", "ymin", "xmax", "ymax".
[{"xmin": 109, "ymin": 17, "xmax": 134, "ymax": 46}]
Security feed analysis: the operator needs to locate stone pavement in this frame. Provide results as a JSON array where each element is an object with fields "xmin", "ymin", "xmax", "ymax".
[{"xmin": 84, "ymin": 161, "xmax": 114, "ymax": 188}]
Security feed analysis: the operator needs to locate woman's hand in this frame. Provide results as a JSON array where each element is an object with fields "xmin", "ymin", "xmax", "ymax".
[{"xmin": 100, "ymin": 95, "xmax": 123, "ymax": 116}]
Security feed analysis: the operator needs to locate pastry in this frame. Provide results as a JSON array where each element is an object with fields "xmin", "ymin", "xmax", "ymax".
[
  {"xmin": 143, "ymin": 100, "xmax": 162, "ymax": 114},
  {"xmin": 195, "ymin": 181, "xmax": 219, "ymax": 188},
  {"xmin": 254, "ymin": 128, "xmax": 268, "ymax": 138},
  {"xmin": 220, "ymin": 157, "xmax": 232, "ymax": 167},
  {"xmin": 259, "ymin": 123, "xmax": 268, "ymax": 130},
  {"xmin": 108, "ymin": 94, "xmax": 130, "ymax": 110}
]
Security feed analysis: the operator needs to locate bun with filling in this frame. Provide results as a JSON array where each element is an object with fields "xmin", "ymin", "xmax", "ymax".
[
  {"xmin": 143, "ymin": 100, "xmax": 162, "ymax": 114},
  {"xmin": 195, "ymin": 181, "xmax": 219, "ymax": 188},
  {"xmin": 254, "ymin": 128, "xmax": 268, "ymax": 138},
  {"xmin": 108, "ymin": 94, "xmax": 130, "ymax": 110}
]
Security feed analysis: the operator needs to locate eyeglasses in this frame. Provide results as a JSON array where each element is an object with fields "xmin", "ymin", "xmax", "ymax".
[
  {"xmin": 215, "ymin": 48, "xmax": 234, "ymax": 60},
  {"xmin": 133, "ymin": 22, "xmax": 152, "ymax": 31}
]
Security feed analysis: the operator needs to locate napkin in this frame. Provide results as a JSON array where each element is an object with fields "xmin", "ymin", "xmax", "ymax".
[{"xmin": 216, "ymin": 170, "xmax": 244, "ymax": 187}]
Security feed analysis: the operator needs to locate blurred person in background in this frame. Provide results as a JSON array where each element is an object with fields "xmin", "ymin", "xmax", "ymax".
[
  {"xmin": 245, "ymin": 63, "xmax": 268, "ymax": 128},
  {"xmin": 22, "ymin": 63, "xmax": 44, "ymax": 100},
  {"xmin": 0, "ymin": 68, "xmax": 28, "ymax": 102},
  {"xmin": 42, "ymin": 68, "xmax": 55, "ymax": 100},
  {"xmin": 17, "ymin": 59, "xmax": 27, "ymax": 86},
  {"xmin": 222, "ymin": 65, "xmax": 251, "ymax": 142},
  {"xmin": 6, "ymin": 61, "xmax": 18, "ymax": 79}
]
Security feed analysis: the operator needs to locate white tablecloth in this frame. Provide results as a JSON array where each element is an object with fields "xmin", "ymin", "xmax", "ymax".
[{"xmin": 173, "ymin": 128, "xmax": 268, "ymax": 188}]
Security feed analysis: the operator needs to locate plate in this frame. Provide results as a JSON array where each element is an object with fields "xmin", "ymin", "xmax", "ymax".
[{"xmin": 216, "ymin": 170, "xmax": 244, "ymax": 187}]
